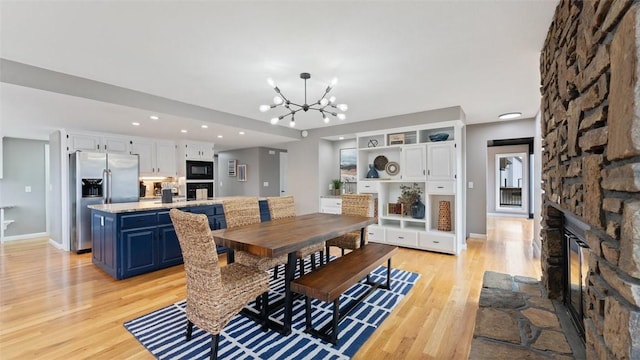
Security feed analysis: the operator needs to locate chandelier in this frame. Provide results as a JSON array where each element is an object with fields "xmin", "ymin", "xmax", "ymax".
[{"xmin": 260, "ymin": 72, "xmax": 348, "ymax": 127}]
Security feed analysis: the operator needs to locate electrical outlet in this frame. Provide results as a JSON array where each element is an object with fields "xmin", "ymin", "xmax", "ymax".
[
  {"xmin": 25, "ymin": 186, "xmax": 32, "ymax": 193},
  {"xmin": 263, "ymin": 182, "xmax": 269, "ymax": 187},
  {"xmin": 468, "ymin": 182, "xmax": 474, "ymax": 189}
]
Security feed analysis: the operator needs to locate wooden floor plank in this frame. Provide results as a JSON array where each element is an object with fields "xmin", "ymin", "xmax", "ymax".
[{"xmin": 0, "ymin": 217, "xmax": 537, "ymax": 359}]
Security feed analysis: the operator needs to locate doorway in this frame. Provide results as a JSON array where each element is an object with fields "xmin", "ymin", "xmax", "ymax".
[{"xmin": 486, "ymin": 138, "xmax": 534, "ymax": 219}]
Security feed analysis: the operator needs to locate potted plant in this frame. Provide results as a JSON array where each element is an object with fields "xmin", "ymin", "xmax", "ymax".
[
  {"xmin": 397, "ymin": 183, "xmax": 424, "ymax": 218},
  {"xmin": 331, "ymin": 179, "xmax": 342, "ymax": 196}
]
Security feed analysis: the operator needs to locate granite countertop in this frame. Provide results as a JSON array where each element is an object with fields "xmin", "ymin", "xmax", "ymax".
[{"xmin": 88, "ymin": 196, "xmax": 260, "ymax": 214}]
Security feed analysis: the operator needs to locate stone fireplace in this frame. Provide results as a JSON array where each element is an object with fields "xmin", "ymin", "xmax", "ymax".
[{"xmin": 539, "ymin": 1, "xmax": 640, "ymax": 359}]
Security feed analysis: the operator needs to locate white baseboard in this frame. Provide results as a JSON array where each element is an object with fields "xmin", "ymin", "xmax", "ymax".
[
  {"xmin": 3, "ymin": 232, "xmax": 49, "ymax": 242},
  {"xmin": 469, "ymin": 233, "xmax": 487, "ymax": 239},
  {"xmin": 48, "ymin": 238, "xmax": 65, "ymax": 250},
  {"xmin": 487, "ymin": 212, "xmax": 529, "ymax": 218}
]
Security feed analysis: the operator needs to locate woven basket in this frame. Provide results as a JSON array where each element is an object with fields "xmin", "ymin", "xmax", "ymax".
[{"xmin": 437, "ymin": 201, "xmax": 452, "ymax": 231}]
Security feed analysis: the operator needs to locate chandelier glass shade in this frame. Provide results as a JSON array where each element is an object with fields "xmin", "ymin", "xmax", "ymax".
[{"xmin": 260, "ymin": 72, "xmax": 348, "ymax": 127}]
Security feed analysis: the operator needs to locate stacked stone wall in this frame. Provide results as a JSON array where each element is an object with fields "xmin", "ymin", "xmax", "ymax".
[{"xmin": 540, "ymin": 0, "xmax": 640, "ymax": 358}]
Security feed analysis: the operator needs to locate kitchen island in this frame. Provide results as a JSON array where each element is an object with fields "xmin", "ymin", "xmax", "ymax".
[{"xmin": 88, "ymin": 198, "xmax": 270, "ymax": 279}]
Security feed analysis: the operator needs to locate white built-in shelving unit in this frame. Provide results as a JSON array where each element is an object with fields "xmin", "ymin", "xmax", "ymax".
[{"xmin": 356, "ymin": 120, "xmax": 465, "ymax": 255}]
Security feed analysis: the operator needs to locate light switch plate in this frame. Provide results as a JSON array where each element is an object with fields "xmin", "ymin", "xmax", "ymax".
[
  {"xmin": 468, "ymin": 182, "xmax": 474, "ymax": 189},
  {"xmin": 25, "ymin": 186, "xmax": 32, "ymax": 193},
  {"xmin": 263, "ymin": 182, "xmax": 269, "ymax": 187}
]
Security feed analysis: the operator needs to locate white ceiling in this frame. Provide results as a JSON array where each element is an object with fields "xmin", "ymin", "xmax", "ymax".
[{"xmin": 0, "ymin": 1, "xmax": 557, "ymax": 151}]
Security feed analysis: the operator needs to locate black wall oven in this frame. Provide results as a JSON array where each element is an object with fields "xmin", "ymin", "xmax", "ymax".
[
  {"xmin": 186, "ymin": 182, "xmax": 214, "ymax": 200},
  {"xmin": 186, "ymin": 160, "xmax": 214, "ymax": 180}
]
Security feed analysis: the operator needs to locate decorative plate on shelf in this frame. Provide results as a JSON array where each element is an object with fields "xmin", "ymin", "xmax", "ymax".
[
  {"xmin": 385, "ymin": 161, "xmax": 400, "ymax": 176},
  {"xmin": 374, "ymin": 155, "xmax": 388, "ymax": 171}
]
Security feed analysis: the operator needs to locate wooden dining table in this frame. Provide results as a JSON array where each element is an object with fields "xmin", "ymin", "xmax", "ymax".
[{"xmin": 211, "ymin": 212, "xmax": 377, "ymax": 335}]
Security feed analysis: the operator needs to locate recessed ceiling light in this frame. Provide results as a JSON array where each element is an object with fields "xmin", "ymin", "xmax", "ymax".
[
  {"xmin": 239, "ymin": 131, "xmax": 245, "ymax": 135},
  {"xmin": 498, "ymin": 112, "xmax": 522, "ymax": 120},
  {"xmin": 339, "ymin": 136, "xmax": 344, "ymax": 140},
  {"xmin": 180, "ymin": 129, "xmax": 187, "ymax": 133},
  {"xmin": 150, "ymin": 115, "xmax": 159, "ymax": 120},
  {"xmin": 132, "ymin": 122, "xmax": 140, "ymax": 126},
  {"xmin": 217, "ymin": 135, "xmax": 223, "ymax": 138},
  {"xmin": 201, "ymin": 125, "xmax": 208, "ymax": 129}
]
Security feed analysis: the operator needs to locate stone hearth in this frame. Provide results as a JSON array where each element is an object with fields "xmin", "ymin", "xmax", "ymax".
[{"xmin": 470, "ymin": 271, "xmax": 584, "ymax": 360}]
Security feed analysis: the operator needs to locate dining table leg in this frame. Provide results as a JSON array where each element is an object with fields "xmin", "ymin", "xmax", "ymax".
[
  {"xmin": 226, "ymin": 249, "xmax": 235, "ymax": 264},
  {"xmin": 283, "ymin": 251, "xmax": 297, "ymax": 336}
]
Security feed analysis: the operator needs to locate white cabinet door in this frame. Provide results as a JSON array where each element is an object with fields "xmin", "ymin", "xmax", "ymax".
[
  {"xmin": 68, "ymin": 133, "xmax": 130, "ymax": 153},
  {"xmin": 366, "ymin": 225, "xmax": 385, "ymax": 243},
  {"xmin": 131, "ymin": 139, "xmax": 155, "ymax": 176},
  {"xmin": 184, "ymin": 141, "xmax": 215, "ymax": 160},
  {"xmin": 102, "ymin": 136, "xmax": 130, "ymax": 154},
  {"xmin": 427, "ymin": 142, "xmax": 455, "ymax": 181},
  {"xmin": 68, "ymin": 134, "xmax": 101, "ymax": 152},
  {"xmin": 155, "ymin": 141, "xmax": 176, "ymax": 177},
  {"xmin": 401, "ymin": 145, "xmax": 426, "ymax": 180},
  {"xmin": 319, "ymin": 198, "xmax": 342, "ymax": 214}
]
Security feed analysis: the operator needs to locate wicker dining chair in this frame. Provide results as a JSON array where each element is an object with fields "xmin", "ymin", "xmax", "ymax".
[
  {"xmin": 222, "ymin": 197, "xmax": 289, "ymax": 278},
  {"xmin": 169, "ymin": 209, "xmax": 269, "ymax": 360},
  {"xmin": 266, "ymin": 195, "xmax": 325, "ymax": 276},
  {"xmin": 326, "ymin": 193, "xmax": 373, "ymax": 262}
]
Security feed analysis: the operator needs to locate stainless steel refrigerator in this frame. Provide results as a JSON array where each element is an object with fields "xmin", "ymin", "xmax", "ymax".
[{"xmin": 70, "ymin": 152, "xmax": 139, "ymax": 253}]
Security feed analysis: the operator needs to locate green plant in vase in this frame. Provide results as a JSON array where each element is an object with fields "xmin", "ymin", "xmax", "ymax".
[
  {"xmin": 397, "ymin": 183, "xmax": 422, "ymax": 216},
  {"xmin": 332, "ymin": 179, "xmax": 342, "ymax": 196}
]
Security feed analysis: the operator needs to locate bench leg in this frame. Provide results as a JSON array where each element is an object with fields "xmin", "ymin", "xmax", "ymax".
[
  {"xmin": 331, "ymin": 298, "xmax": 340, "ymax": 345},
  {"xmin": 305, "ymin": 296, "xmax": 312, "ymax": 332},
  {"xmin": 386, "ymin": 258, "xmax": 392, "ymax": 289}
]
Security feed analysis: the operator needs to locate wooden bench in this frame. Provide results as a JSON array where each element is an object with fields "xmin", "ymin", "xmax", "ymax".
[{"xmin": 291, "ymin": 242, "xmax": 398, "ymax": 345}]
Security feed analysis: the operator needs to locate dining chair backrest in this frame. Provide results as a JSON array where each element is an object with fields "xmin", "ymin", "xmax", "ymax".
[
  {"xmin": 266, "ymin": 195, "xmax": 296, "ymax": 220},
  {"xmin": 341, "ymin": 194, "xmax": 372, "ymax": 217},
  {"xmin": 169, "ymin": 209, "xmax": 225, "ymax": 331},
  {"xmin": 222, "ymin": 197, "xmax": 261, "ymax": 229}
]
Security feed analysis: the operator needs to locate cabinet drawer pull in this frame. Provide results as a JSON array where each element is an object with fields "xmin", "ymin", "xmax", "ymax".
[
  {"xmin": 398, "ymin": 236, "xmax": 404, "ymax": 239},
  {"xmin": 437, "ymin": 186, "xmax": 444, "ymax": 189},
  {"xmin": 433, "ymin": 240, "xmax": 440, "ymax": 243}
]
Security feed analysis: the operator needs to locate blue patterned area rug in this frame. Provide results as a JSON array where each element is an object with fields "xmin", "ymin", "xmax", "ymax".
[{"xmin": 124, "ymin": 259, "xmax": 419, "ymax": 360}]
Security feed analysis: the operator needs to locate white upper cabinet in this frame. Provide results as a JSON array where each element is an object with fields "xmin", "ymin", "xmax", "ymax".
[
  {"xmin": 181, "ymin": 141, "xmax": 215, "ymax": 160},
  {"xmin": 427, "ymin": 142, "xmax": 455, "ymax": 181},
  {"xmin": 131, "ymin": 138, "xmax": 176, "ymax": 177},
  {"xmin": 67, "ymin": 132, "xmax": 131, "ymax": 154},
  {"xmin": 401, "ymin": 145, "xmax": 426, "ymax": 180}
]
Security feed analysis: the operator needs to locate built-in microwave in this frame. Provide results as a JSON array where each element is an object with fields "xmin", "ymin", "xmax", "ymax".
[
  {"xmin": 186, "ymin": 160, "xmax": 214, "ymax": 180},
  {"xmin": 186, "ymin": 182, "xmax": 214, "ymax": 200}
]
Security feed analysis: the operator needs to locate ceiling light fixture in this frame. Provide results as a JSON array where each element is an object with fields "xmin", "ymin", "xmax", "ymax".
[
  {"xmin": 498, "ymin": 112, "xmax": 522, "ymax": 120},
  {"xmin": 180, "ymin": 129, "xmax": 187, "ymax": 133},
  {"xmin": 260, "ymin": 72, "xmax": 348, "ymax": 127},
  {"xmin": 217, "ymin": 135, "xmax": 223, "ymax": 138},
  {"xmin": 132, "ymin": 122, "xmax": 140, "ymax": 126},
  {"xmin": 239, "ymin": 131, "xmax": 245, "ymax": 135},
  {"xmin": 150, "ymin": 115, "xmax": 159, "ymax": 120},
  {"xmin": 201, "ymin": 125, "xmax": 208, "ymax": 129}
]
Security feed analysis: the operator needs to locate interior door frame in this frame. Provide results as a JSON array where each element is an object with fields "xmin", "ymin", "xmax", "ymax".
[{"xmin": 495, "ymin": 151, "xmax": 528, "ymax": 215}]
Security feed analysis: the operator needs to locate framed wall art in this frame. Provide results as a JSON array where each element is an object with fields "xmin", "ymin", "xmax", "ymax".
[
  {"xmin": 340, "ymin": 148, "xmax": 357, "ymax": 183},
  {"xmin": 237, "ymin": 164, "xmax": 247, "ymax": 182},
  {"xmin": 228, "ymin": 160, "xmax": 237, "ymax": 177}
]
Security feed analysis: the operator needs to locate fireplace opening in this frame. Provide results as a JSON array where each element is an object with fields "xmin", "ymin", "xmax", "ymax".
[{"xmin": 563, "ymin": 216, "xmax": 590, "ymax": 340}]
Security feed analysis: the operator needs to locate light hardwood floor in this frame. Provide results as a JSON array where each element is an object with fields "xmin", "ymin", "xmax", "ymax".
[{"xmin": 0, "ymin": 217, "xmax": 539, "ymax": 359}]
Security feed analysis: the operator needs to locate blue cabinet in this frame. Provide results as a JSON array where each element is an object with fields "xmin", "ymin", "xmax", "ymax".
[{"xmin": 91, "ymin": 200, "xmax": 268, "ymax": 279}]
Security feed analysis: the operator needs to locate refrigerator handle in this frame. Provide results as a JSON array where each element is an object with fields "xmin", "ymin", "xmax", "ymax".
[
  {"xmin": 108, "ymin": 169, "xmax": 113, "ymax": 204},
  {"xmin": 102, "ymin": 169, "xmax": 109, "ymax": 204}
]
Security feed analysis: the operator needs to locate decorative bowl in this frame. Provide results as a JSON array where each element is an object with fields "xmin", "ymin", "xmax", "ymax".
[{"xmin": 429, "ymin": 133, "xmax": 449, "ymax": 142}]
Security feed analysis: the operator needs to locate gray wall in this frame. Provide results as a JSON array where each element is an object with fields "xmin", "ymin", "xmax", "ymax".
[
  {"xmin": 465, "ymin": 118, "xmax": 536, "ymax": 236},
  {"xmin": 2, "ymin": 137, "xmax": 48, "ymax": 237},
  {"xmin": 217, "ymin": 146, "xmax": 286, "ymax": 197},
  {"xmin": 318, "ymin": 138, "xmax": 357, "ymax": 197},
  {"xmin": 257, "ymin": 147, "xmax": 285, "ymax": 197}
]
